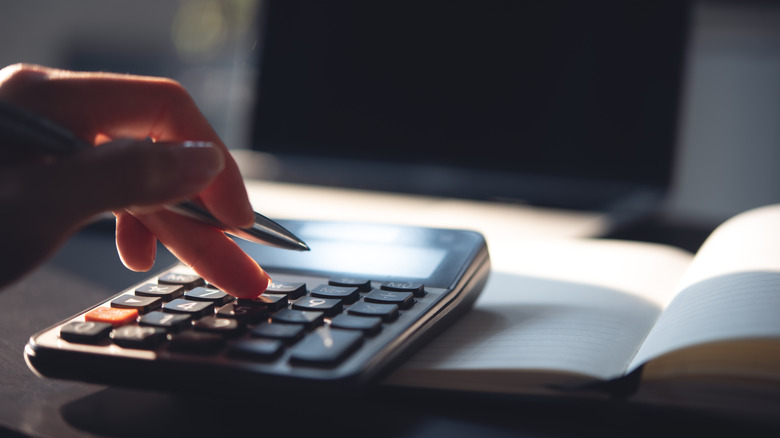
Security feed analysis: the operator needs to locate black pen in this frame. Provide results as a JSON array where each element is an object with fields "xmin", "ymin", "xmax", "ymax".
[{"xmin": 0, "ymin": 100, "xmax": 310, "ymax": 251}]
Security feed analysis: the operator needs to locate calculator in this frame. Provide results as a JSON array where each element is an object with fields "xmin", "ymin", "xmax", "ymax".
[{"xmin": 25, "ymin": 220, "xmax": 490, "ymax": 393}]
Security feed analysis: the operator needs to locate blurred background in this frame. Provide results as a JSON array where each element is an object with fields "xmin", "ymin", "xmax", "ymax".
[
  {"xmin": 1, "ymin": 0, "xmax": 779, "ymax": 233},
  {"xmin": 0, "ymin": 0, "xmax": 260, "ymax": 151}
]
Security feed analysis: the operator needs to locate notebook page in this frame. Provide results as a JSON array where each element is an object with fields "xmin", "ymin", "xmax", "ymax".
[
  {"xmin": 390, "ymin": 238, "xmax": 692, "ymax": 383},
  {"xmin": 630, "ymin": 204, "xmax": 780, "ymax": 371}
]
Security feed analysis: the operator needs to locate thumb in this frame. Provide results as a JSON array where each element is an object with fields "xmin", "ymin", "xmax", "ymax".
[
  {"xmin": 50, "ymin": 139, "xmax": 226, "ymax": 221},
  {"xmin": 0, "ymin": 139, "xmax": 224, "ymax": 287}
]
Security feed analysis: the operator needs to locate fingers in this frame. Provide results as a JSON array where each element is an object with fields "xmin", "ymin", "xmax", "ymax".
[
  {"xmin": 2, "ymin": 136, "xmax": 268, "ymax": 297},
  {"xmin": 114, "ymin": 211, "xmax": 157, "ymax": 272},
  {"xmin": 115, "ymin": 205, "xmax": 272, "ymax": 298},
  {"xmin": 0, "ymin": 63, "xmax": 254, "ymax": 228},
  {"xmin": 0, "ymin": 64, "xmax": 266, "ymax": 297},
  {"xmin": 134, "ymin": 209, "xmax": 271, "ymax": 298}
]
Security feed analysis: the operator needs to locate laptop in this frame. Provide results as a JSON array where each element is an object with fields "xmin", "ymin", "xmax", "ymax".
[{"xmin": 246, "ymin": 0, "xmax": 690, "ymax": 231}]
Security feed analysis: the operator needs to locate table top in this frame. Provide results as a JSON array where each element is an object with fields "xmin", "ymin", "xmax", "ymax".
[{"xmin": 1, "ymin": 182, "xmax": 777, "ymax": 438}]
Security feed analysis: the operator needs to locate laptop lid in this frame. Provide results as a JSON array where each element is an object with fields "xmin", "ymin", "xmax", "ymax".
[{"xmin": 248, "ymin": 1, "xmax": 690, "ymax": 214}]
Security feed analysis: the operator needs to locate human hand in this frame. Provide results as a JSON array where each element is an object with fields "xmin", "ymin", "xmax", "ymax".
[{"xmin": 0, "ymin": 63, "xmax": 270, "ymax": 297}]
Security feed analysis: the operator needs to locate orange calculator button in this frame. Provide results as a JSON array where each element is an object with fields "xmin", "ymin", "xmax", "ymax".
[{"xmin": 85, "ymin": 307, "xmax": 138, "ymax": 326}]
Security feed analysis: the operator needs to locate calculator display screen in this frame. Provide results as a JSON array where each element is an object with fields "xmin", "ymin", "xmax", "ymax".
[
  {"xmin": 236, "ymin": 221, "xmax": 482, "ymax": 287},
  {"xmin": 255, "ymin": 241, "xmax": 446, "ymax": 280}
]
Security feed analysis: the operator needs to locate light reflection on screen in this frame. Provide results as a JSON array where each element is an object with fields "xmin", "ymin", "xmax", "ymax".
[
  {"xmin": 300, "ymin": 223, "xmax": 402, "ymax": 243},
  {"xmin": 254, "ymin": 241, "xmax": 447, "ymax": 279}
]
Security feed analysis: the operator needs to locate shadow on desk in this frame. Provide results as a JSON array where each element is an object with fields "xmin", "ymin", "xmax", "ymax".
[{"xmin": 57, "ymin": 386, "xmax": 780, "ymax": 438}]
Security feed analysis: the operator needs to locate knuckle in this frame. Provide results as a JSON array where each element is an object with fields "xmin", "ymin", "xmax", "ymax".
[{"xmin": 0, "ymin": 63, "xmax": 49, "ymax": 100}]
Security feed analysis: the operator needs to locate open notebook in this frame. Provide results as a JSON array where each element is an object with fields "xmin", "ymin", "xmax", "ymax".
[{"xmin": 245, "ymin": 0, "xmax": 690, "ymax": 228}]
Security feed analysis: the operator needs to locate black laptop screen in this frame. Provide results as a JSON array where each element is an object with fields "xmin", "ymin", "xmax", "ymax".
[{"xmin": 250, "ymin": 1, "xmax": 690, "ymax": 209}]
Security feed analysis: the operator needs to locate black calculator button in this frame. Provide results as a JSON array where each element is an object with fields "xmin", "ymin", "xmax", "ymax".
[
  {"xmin": 289, "ymin": 327, "xmax": 363, "ymax": 367},
  {"xmin": 135, "ymin": 284, "xmax": 184, "ymax": 301},
  {"xmin": 217, "ymin": 303, "xmax": 269, "ymax": 324},
  {"xmin": 310, "ymin": 284, "xmax": 360, "ymax": 304},
  {"xmin": 330, "ymin": 314, "xmax": 382, "ymax": 336},
  {"xmin": 363, "ymin": 290, "xmax": 414, "ymax": 309},
  {"xmin": 158, "ymin": 273, "xmax": 205, "ymax": 289},
  {"xmin": 381, "ymin": 281, "xmax": 425, "ymax": 297},
  {"xmin": 60, "ymin": 321, "xmax": 113, "ymax": 344},
  {"xmin": 291, "ymin": 296, "xmax": 343, "ymax": 316},
  {"xmin": 162, "ymin": 299, "xmax": 215, "ymax": 318},
  {"xmin": 193, "ymin": 316, "xmax": 243, "ymax": 336},
  {"xmin": 328, "ymin": 278, "xmax": 372, "ymax": 292},
  {"xmin": 265, "ymin": 282, "xmax": 307, "ymax": 299},
  {"xmin": 237, "ymin": 293, "xmax": 288, "ymax": 312},
  {"xmin": 167, "ymin": 331, "xmax": 224, "ymax": 354},
  {"xmin": 347, "ymin": 301, "xmax": 399, "ymax": 322},
  {"xmin": 271, "ymin": 309, "xmax": 324, "ymax": 330},
  {"xmin": 250, "ymin": 322, "xmax": 305, "ymax": 344},
  {"xmin": 184, "ymin": 287, "xmax": 233, "ymax": 305},
  {"xmin": 229, "ymin": 339, "xmax": 284, "ymax": 361},
  {"xmin": 111, "ymin": 294, "xmax": 162, "ymax": 314},
  {"xmin": 111, "ymin": 325, "xmax": 167, "ymax": 349},
  {"xmin": 138, "ymin": 311, "xmax": 191, "ymax": 332}
]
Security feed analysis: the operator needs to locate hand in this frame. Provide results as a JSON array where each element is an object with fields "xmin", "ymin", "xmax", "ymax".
[{"xmin": 0, "ymin": 63, "xmax": 270, "ymax": 298}]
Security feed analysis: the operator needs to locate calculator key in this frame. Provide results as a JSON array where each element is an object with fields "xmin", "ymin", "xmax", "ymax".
[
  {"xmin": 139, "ymin": 311, "xmax": 192, "ymax": 332},
  {"xmin": 229, "ymin": 339, "xmax": 284, "ymax": 361},
  {"xmin": 237, "ymin": 293, "xmax": 288, "ymax": 312},
  {"xmin": 217, "ymin": 303, "xmax": 269, "ymax": 324},
  {"xmin": 250, "ymin": 322, "xmax": 305, "ymax": 344},
  {"xmin": 271, "ymin": 309, "xmax": 324, "ymax": 330},
  {"xmin": 135, "ymin": 284, "xmax": 184, "ymax": 301},
  {"xmin": 265, "ymin": 282, "xmax": 307, "ymax": 299},
  {"xmin": 111, "ymin": 325, "xmax": 167, "ymax": 349},
  {"xmin": 289, "ymin": 327, "xmax": 363, "ymax": 367},
  {"xmin": 381, "ymin": 281, "xmax": 425, "ymax": 297},
  {"xmin": 310, "ymin": 284, "xmax": 360, "ymax": 304},
  {"xmin": 85, "ymin": 307, "xmax": 139, "ymax": 326},
  {"xmin": 185, "ymin": 287, "xmax": 233, "ymax": 305},
  {"xmin": 193, "ymin": 316, "xmax": 243, "ymax": 336},
  {"xmin": 364, "ymin": 289, "xmax": 414, "ymax": 309},
  {"xmin": 162, "ymin": 299, "xmax": 215, "ymax": 318},
  {"xmin": 158, "ymin": 272, "xmax": 205, "ymax": 289},
  {"xmin": 291, "ymin": 296, "xmax": 343, "ymax": 316},
  {"xmin": 60, "ymin": 321, "xmax": 113, "ymax": 344},
  {"xmin": 330, "ymin": 314, "xmax": 382, "ymax": 336},
  {"xmin": 347, "ymin": 301, "xmax": 399, "ymax": 322},
  {"xmin": 167, "ymin": 331, "xmax": 225, "ymax": 354},
  {"xmin": 328, "ymin": 278, "xmax": 372, "ymax": 292},
  {"xmin": 111, "ymin": 294, "xmax": 162, "ymax": 313}
]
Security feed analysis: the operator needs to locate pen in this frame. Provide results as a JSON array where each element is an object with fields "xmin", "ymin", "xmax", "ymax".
[{"xmin": 0, "ymin": 100, "xmax": 310, "ymax": 251}]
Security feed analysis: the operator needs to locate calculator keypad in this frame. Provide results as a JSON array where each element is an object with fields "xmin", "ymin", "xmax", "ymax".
[{"xmin": 59, "ymin": 272, "xmax": 422, "ymax": 369}]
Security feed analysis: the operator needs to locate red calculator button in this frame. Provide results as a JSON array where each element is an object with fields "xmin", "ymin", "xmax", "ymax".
[{"xmin": 85, "ymin": 307, "xmax": 139, "ymax": 326}]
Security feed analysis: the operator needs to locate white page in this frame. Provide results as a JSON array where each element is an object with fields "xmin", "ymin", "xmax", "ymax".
[
  {"xmin": 390, "ymin": 238, "xmax": 692, "ymax": 383},
  {"xmin": 630, "ymin": 204, "xmax": 780, "ymax": 371}
]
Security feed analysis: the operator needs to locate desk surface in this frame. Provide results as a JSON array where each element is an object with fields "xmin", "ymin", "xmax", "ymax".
[{"xmin": 1, "ymin": 182, "xmax": 777, "ymax": 437}]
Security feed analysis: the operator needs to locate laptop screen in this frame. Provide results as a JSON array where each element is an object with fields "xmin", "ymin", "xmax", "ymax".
[{"xmin": 249, "ymin": 1, "xmax": 690, "ymax": 210}]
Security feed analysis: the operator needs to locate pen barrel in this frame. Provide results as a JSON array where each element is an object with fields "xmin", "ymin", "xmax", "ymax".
[{"xmin": 165, "ymin": 201, "xmax": 309, "ymax": 251}]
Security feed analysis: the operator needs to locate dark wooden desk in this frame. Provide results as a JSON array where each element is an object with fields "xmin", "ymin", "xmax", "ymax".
[{"xmin": 1, "ymin": 225, "xmax": 777, "ymax": 438}]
